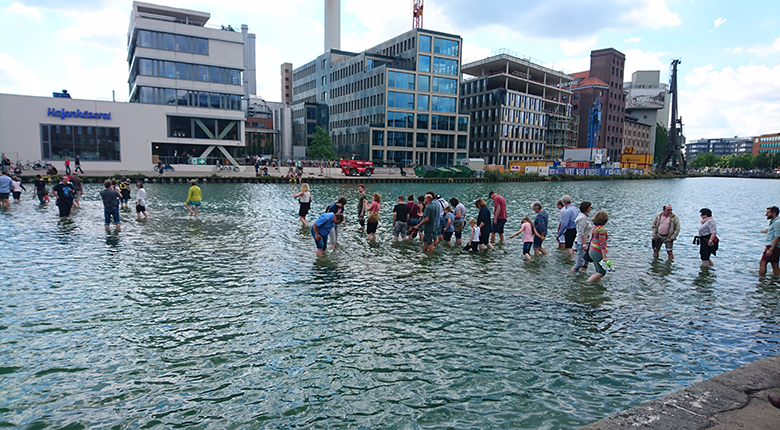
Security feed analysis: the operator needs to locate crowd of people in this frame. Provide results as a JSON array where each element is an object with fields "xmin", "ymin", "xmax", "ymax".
[{"xmin": 295, "ymin": 182, "xmax": 780, "ymax": 281}]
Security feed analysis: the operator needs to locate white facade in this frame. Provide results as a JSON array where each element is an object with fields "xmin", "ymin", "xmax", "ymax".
[{"xmin": 0, "ymin": 93, "xmax": 245, "ymax": 173}]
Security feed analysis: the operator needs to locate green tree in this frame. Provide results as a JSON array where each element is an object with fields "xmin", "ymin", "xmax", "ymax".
[
  {"xmin": 754, "ymin": 153, "xmax": 771, "ymax": 170},
  {"xmin": 654, "ymin": 123, "xmax": 668, "ymax": 165},
  {"xmin": 690, "ymin": 152, "xmax": 719, "ymax": 170},
  {"xmin": 307, "ymin": 126, "xmax": 336, "ymax": 160}
]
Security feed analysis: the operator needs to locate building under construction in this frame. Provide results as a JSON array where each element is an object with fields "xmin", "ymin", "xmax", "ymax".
[{"xmin": 460, "ymin": 50, "xmax": 577, "ymax": 166}]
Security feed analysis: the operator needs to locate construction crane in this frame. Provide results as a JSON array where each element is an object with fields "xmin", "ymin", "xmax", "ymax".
[
  {"xmin": 659, "ymin": 59, "xmax": 687, "ymax": 171},
  {"xmin": 412, "ymin": 0, "xmax": 423, "ymax": 29}
]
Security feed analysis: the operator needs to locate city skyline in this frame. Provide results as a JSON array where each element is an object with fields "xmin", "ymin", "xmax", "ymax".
[{"xmin": 1, "ymin": 0, "xmax": 778, "ymax": 142}]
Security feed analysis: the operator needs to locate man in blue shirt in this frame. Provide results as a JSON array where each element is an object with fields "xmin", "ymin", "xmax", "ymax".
[
  {"xmin": 0, "ymin": 171, "xmax": 12, "ymax": 208},
  {"xmin": 312, "ymin": 212, "xmax": 344, "ymax": 257},
  {"xmin": 557, "ymin": 195, "xmax": 579, "ymax": 256},
  {"xmin": 531, "ymin": 201, "xmax": 549, "ymax": 256},
  {"xmin": 760, "ymin": 206, "xmax": 780, "ymax": 276}
]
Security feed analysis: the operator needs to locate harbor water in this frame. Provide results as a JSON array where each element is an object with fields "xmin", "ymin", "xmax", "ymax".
[{"xmin": 1, "ymin": 177, "xmax": 779, "ymax": 429}]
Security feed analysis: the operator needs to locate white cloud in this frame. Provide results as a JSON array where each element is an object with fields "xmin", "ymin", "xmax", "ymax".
[
  {"xmin": 713, "ymin": 17, "xmax": 726, "ymax": 28},
  {"xmin": 461, "ymin": 43, "xmax": 492, "ymax": 65},
  {"xmin": 624, "ymin": 49, "xmax": 670, "ymax": 78},
  {"xmin": 7, "ymin": 2, "xmax": 42, "ymax": 19},
  {"xmin": 552, "ymin": 56, "xmax": 591, "ymax": 76},
  {"xmin": 626, "ymin": 37, "xmax": 643, "ymax": 43},
  {"xmin": 59, "ymin": 52, "xmax": 128, "ymax": 100},
  {"xmin": 342, "ymin": 0, "xmax": 408, "ymax": 53},
  {"xmin": 681, "ymin": 63, "xmax": 780, "ymax": 139},
  {"xmin": 0, "ymin": 52, "xmax": 44, "ymax": 95},
  {"xmin": 559, "ymin": 36, "xmax": 599, "ymax": 56},
  {"xmin": 747, "ymin": 36, "xmax": 780, "ymax": 57},
  {"xmin": 55, "ymin": 7, "xmax": 128, "ymax": 52},
  {"xmin": 254, "ymin": 43, "xmax": 286, "ymax": 101},
  {"xmin": 727, "ymin": 47, "xmax": 744, "ymax": 54}
]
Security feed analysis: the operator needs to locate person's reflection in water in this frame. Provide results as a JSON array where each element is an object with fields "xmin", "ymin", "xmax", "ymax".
[{"xmin": 649, "ymin": 258, "xmax": 673, "ymax": 278}]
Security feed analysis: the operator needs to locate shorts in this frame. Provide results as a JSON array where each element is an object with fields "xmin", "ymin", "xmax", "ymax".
[
  {"xmin": 57, "ymin": 200, "xmax": 73, "ymax": 217},
  {"xmin": 652, "ymin": 235, "xmax": 674, "ymax": 250},
  {"xmin": 533, "ymin": 235, "xmax": 544, "ymax": 248},
  {"xmin": 0, "ymin": 192, "xmax": 9, "ymax": 200},
  {"xmin": 120, "ymin": 198, "xmax": 129, "ymax": 204},
  {"xmin": 443, "ymin": 231, "xmax": 454, "ymax": 242},
  {"xmin": 480, "ymin": 229, "xmax": 491, "ymax": 245},
  {"xmin": 699, "ymin": 240, "xmax": 717, "ymax": 261},
  {"xmin": 298, "ymin": 202, "xmax": 310, "ymax": 217},
  {"xmin": 423, "ymin": 231, "xmax": 434, "ymax": 245},
  {"xmin": 392, "ymin": 221, "xmax": 408, "ymax": 238},
  {"xmin": 188, "ymin": 201, "xmax": 201, "ymax": 206},
  {"xmin": 761, "ymin": 246, "xmax": 779, "ymax": 263},
  {"xmin": 564, "ymin": 228, "xmax": 577, "ymax": 248},
  {"xmin": 12, "ymin": 192, "xmax": 21, "ymax": 200},
  {"xmin": 463, "ymin": 241, "xmax": 479, "ymax": 251},
  {"xmin": 454, "ymin": 221, "xmax": 465, "ymax": 239},
  {"xmin": 366, "ymin": 222, "xmax": 378, "ymax": 235},
  {"xmin": 312, "ymin": 228, "xmax": 329, "ymax": 250},
  {"xmin": 523, "ymin": 242, "xmax": 532, "ymax": 255},
  {"xmin": 104, "ymin": 206, "xmax": 120, "ymax": 225},
  {"xmin": 136, "ymin": 204, "xmax": 146, "ymax": 213},
  {"xmin": 493, "ymin": 218, "xmax": 506, "ymax": 234}
]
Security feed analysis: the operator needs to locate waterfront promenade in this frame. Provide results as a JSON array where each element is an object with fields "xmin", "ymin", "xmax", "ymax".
[{"xmin": 581, "ymin": 353, "xmax": 780, "ymax": 429}]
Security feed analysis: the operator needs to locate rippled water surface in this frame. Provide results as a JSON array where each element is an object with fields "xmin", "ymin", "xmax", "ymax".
[{"xmin": 1, "ymin": 177, "xmax": 779, "ymax": 429}]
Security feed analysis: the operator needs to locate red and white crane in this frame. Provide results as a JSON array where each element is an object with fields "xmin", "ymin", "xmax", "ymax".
[{"xmin": 412, "ymin": 0, "xmax": 424, "ymax": 29}]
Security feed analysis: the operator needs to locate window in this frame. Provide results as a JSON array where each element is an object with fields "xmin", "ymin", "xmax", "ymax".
[
  {"xmin": 388, "ymin": 91, "xmax": 415, "ymax": 109},
  {"xmin": 431, "ymin": 115, "xmax": 455, "ymax": 131},
  {"xmin": 41, "ymin": 124, "xmax": 121, "ymax": 161},
  {"xmin": 432, "ymin": 77, "xmax": 457, "ymax": 94},
  {"xmin": 433, "ymin": 38, "xmax": 459, "ymax": 56},
  {"xmin": 458, "ymin": 117, "xmax": 468, "ymax": 132},
  {"xmin": 388, "ymin": 71, "xmax": 415, "ymax": 89},
  {"xmin": 457, "ymin": 135, "xmax": 467, "ymax": 149},
  {"xmin": 431, "ymin": 134, "xmax": 454, "ymax": 149},
  {"xmin": 417, "ymin": 114, "xmax": 429, "ymax": 129},
  {"xmin": 418, "ymin": 75, "xmax": 430, "ymax": 92},
  {"xmin": 372, "ymin": 130, "xmax": 384, "ymax": 146},
  {"xmin": 416, "ymin": 133, "xmax": 428, "ymax": 148},
  {"xmin": 417, "ymin": 94, "xmax": 429, "ymax": 110},
  {"xmin": 419, "ymin": 35, "xmax": 432, "ymax": 52},
  {"xmin": 388, "ymin": 131, "xmax": 413, "ymax": 147},
  {"xmin": 433, "ymin": 58, "xmax": 458, "ymax": 75},
  {"xmin": 431, "ymin": 96, "xmax": 456, "ymax": 112},
  {"xmin": 419, "ymin": 55, "xmax": 431, "ymax": 72}
]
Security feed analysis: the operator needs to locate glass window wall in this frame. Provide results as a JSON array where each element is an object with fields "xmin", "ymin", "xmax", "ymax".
[
  {"xmin": 419, "ymin": 35, "xmax": 432, "ymax": 52},
  {"xmin": 388, "ymin": 71, "xmax": 415, "ymax": 90},
  {"xmin": 388, "ymin": 91, "xmax": 415, "ymax": 109},
  {"xmin": 432, "ymin": 77, "xmax": 457, "ymax": 94},
  {"xmin": 135, "ymin": 30, "xmax": 208, "ymax": 55},
  {"xmin": 419, "ymin": 55, "xmax": 431, "ymax": 72},
  {"xmin": 431, "ymin": 96, "xmax": 457, "ymax": 112},
  {"xmin": 418, "ymin": 75, "xmax": 430, "ymax": 92},
  {"xmin": 433, "ymin": 38, "xmax": 459, "ymax": 56},
  {"xmin": 40, "ymin": 124, "xmax": 121, "ymax": 161},
  {"xmin": 433, "ymin": 58, "xmax": 458, "ymax": 75}
]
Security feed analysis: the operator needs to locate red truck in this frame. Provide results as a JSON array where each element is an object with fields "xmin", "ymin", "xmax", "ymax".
[{"xmin": 339, "ymin": 159, "xmax": 374, "ymax": 176}]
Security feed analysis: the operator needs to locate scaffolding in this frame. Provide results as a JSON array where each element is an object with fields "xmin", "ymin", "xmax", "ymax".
[{"xmin": 546, "ymin": 113, "xmax": 578, "ymax": 160}]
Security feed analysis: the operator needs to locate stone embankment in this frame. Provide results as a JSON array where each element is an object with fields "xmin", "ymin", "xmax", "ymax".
[{"xmin": 580, "ymin": 353, "xmax": 780, "ymax": 429}]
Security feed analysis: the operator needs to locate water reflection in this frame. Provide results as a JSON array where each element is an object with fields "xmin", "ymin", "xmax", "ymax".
[{"xmin": 0, "ymin": 177, "xmax": 779, "ymax": 429}]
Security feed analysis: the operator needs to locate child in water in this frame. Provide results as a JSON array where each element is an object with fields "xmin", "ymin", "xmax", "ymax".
[
  {"xmin": 463, "ymin": 218, "xmax": 480, "ymax": 252},
  {"xmin": 509, "ymin": 216, "xmax": 535, "ymax": 260}
]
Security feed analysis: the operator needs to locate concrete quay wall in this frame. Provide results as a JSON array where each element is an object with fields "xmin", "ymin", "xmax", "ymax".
[{"xmin": 580, "ymin": 353, "xmax": 780, "ymax": 429}]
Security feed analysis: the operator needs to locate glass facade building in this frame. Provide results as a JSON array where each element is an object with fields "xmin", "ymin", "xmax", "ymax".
[{"xmin": 291, "ymin": 29, "xmax": 470, "ymax": 167}]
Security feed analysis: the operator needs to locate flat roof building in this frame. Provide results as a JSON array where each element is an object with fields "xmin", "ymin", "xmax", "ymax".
[
  {"xmin": 291, "ymin": 28, "xmax": 470, "ymax": 167},
  {"xmin": 623, "ymin": 70, "xmax": 670, "ymax": 160},
  {"xmin": 753, "ymin": 132, "xmax": 780, "ymax": 156},
  {"xmin": 685, "ymin": 137, "xmax": 753, "ymax": 160},
  {"xmin": 460, "ymin": 50, "xmax": 576, "ymax": 165}
]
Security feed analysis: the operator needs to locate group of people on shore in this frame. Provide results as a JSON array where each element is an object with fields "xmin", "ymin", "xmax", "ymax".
[{"xmin": 296, "ymin": 183, "xmax": 780, "ymax": 280}]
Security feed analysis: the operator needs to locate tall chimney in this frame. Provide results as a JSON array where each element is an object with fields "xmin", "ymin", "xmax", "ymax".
[{"xmin": 324, "ymin": 0, "xmax": 340, "ymax": 52}]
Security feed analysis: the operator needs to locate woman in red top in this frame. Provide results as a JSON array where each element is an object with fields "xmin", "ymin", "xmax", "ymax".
[{"xmin": 588, "ymin": 210, "xmax": 610, "ymax": 283}]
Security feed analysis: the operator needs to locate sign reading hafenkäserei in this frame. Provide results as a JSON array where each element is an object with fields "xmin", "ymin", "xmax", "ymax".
[{"xmin": 47, "ymin": 108, "xmax": 111, "ymax": 120}]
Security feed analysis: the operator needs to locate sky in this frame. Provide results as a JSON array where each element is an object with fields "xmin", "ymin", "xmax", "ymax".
[{"xmin": 0, "ymin": 0, "xmax": 778, "ymax": 141}]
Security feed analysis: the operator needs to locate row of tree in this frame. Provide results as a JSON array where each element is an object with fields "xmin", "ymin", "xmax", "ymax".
[{"xmin": 689, "ymin": 151, "xmax": 780, "ymax": 171}]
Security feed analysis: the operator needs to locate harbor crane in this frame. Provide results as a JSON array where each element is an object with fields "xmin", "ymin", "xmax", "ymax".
[
  {"xmin": 412, "ymin": 0, "xmax": 423, "ymax": 28},
  {"xmin": 659, "ymin": 59, "xmax": 687, "ymax": 171}
]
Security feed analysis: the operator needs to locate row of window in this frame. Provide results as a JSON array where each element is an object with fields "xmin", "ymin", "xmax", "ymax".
[
  {"xmin": 371, "ymin": 131, "xmax": 467, "ymax": 150},
  {"xmin": 168, "ymin": 116, "xmax": 240, "ymax": 141},
  {"xmin": 40, "ymin": 124, "xmax": 121, "ymax": 161},
  {"xmin": 370, "ymin": 150, "xmax": 465, "ymax": 167},
  {"xmin": 136, "ymin": 58, "xmax": 241, "ymax": 85},
  {"xmin": 135, "ymin": 30, "xmax": 208, "ymax": 55},
  {"xmin": 758, "ymin": 136, "xmax": 780, "ymax": 143},
  {"xmin": 386, "ymin": 111, "xmax": 468, "ymax": 131},
  {"xmin": 500, "ymin": 109, "xmax": 546, "ymax": 126},
  {"xmin": 387, "ymin": 73, "xmax": 458, "ymax": 95},
  {"xmin": 758, "ymin": 149, "xmax": 780, "ymax": 153},
  {"xmin": 419, "ymin": 35, "xmax": 461, "ymax": 57},
  {"xmin": 329, "ymin": 72, "xmax": 384, "ymax": 100},
  {"xmin": 500, "ymin": 125, "xmax": 546, "ymax": 141},
  {"xmin": 136, "ymin": 86, "xmax": 242, "ymax": 110}
]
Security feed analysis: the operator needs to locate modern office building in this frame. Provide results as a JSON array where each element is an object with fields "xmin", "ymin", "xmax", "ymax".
[
  {"xmin": 291, "ymin": 28, "xmax": 470, "ymax": 166},
  {"xmin": 460, "ymin": 51, "xmax": 576, "ymax": 165},
  {"xmin": 127, "ymin": 1, "xmax": 253, "ymax": 166},
  {"xmin": 0, "ymin": 2, "xmax": 257, "ymax": 173},
  {"xmin": 752, "ymin": 132, "xmax": 780, "ymax": 155},
  {"xmin": 623, "ymin": 70, "xmax": 670, "ymax": 158},
  {"xmin": 685, "ymin": 137, "xmax": 753, "ymax": 160},
  {"xmin": 567, "ymin": 48, "xmax": 627, "ymax": 162}
]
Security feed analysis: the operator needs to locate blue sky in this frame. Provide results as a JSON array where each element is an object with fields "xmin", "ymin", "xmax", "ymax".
[{"xmin": 1, "ymin": 0, "xmax": 778, "ymax": 140}]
